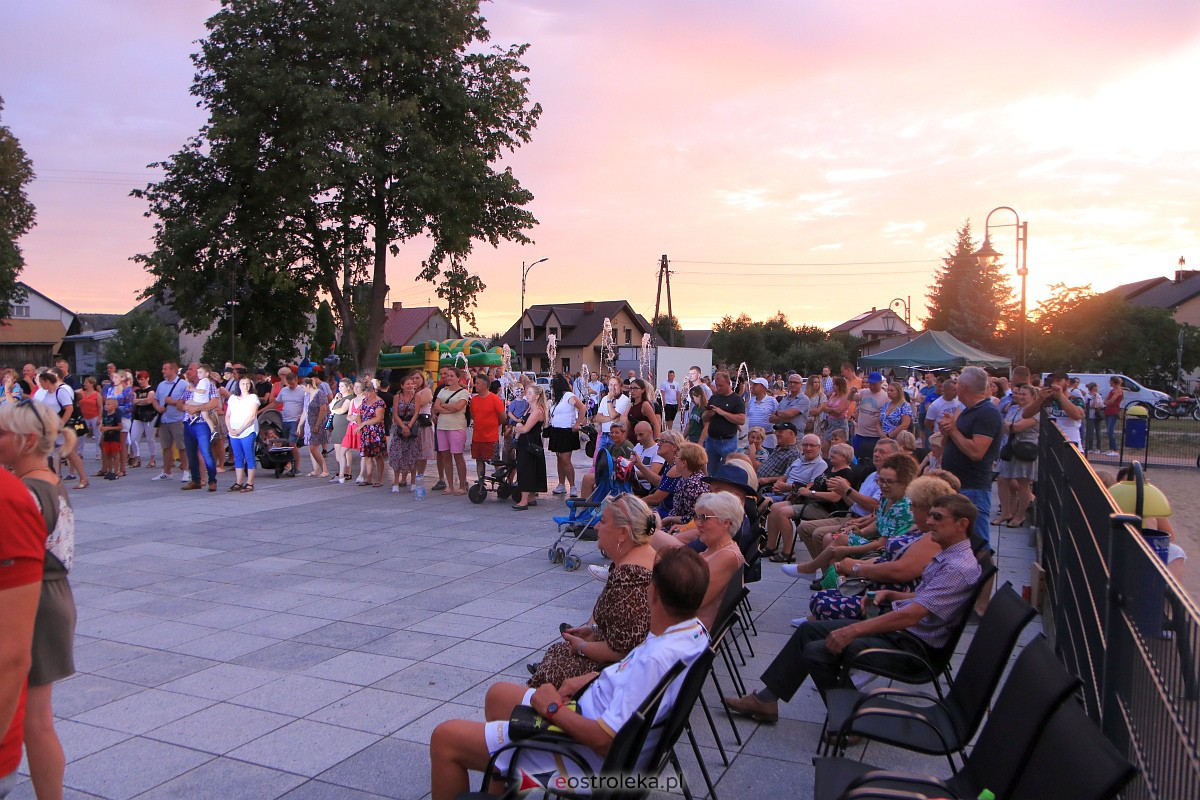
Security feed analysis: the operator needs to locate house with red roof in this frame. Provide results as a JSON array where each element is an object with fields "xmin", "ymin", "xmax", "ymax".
[{"xmin": 381, "ymin": 302, "xmax": 460, "ymax": 349}]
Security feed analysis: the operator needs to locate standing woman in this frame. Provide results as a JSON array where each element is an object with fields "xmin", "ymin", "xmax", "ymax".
[
  {"xmin": 225, "ymin": 375, "xmax": 260, "ymax": 493},
  {"xmin": 627, "ymin": 379, "xmax": 661, "ymax": 440},
  {"xmin": 511, "ymin": 384, "xmax": 548, "ymax": 510},
  {"xmin": 358, "ymin": 380, "xmax": 389, "ymax": 487},
  {"xmin": 0, "ymin": 400, "xmax": 77, "ymax": 800},
  {"xmin": 805, "ymin": 375, "xmax": 827, "ymax": 435},
  {"xmin": 129, "ymin": 371, "xmax": 158, "ymax": 469},
  {"xmin": 329, "ymin": 379, "xmax": 354, "ymax": 483},
  {"xmin": 996, "ymin": 384, "xmax": 1039, "ymax": 527},
  {"xmin": 388, "ymin": 374, "xmax": 420, "ymax": 493},
  {"xmin": 547, "ymin": 373, "xmax": 586, "ymax": 497},
  {"xmin": 684, "ymin": 385, "xmax": 708, "ymax": 445},
  {"xmin": 341, "ymin": 381, "xmax": 365, "ymax": 483},
  {"xmin": 76, "ymin": 376, "xmax": 103, "ymax": 466},
  {"xmin": 814, "ymin": 376, "xmax": 851, "ymax": 457},
  {"xmin": 1104, "ymin": 376, "xmax": 1123, "ymax": 455},
  {"xmin": 299, "ymin": 378, "xmax": 331, "ymax": 477},
  {"xmin": 411, "ymin": 370, "xmax": 436, "ymax": 490},
  {"xmin": 38, "ymin": 371, "xmax": 88, "ymax": 490},
  {"xmin": 880, "ymin": 381, "xmax": 914, "ymax": 440}
]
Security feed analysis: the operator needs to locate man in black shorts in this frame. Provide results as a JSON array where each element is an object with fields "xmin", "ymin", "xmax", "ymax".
[{"xmin": 659, "ymin": 370, "xmax": 680, "ymax": 430}]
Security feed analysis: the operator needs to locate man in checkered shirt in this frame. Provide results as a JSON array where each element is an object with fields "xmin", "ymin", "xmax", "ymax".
[{"xmin": 723, "ymin": 492, "xmax": 983, "ymax": 723}]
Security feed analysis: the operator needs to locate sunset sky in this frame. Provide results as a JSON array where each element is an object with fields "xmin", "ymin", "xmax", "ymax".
[{"xmin": 2, "ymin": 0, "xmax": 1198, "ymax": 336}]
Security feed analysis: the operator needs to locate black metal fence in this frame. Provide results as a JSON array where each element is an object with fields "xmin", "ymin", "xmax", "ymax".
[
  {"xmin": 1084, "ymin": 407, "xmax": 1200, "ymax": 470},
  {"xmin": 1037, "ymin": 417, "xmax": 1200, "ymax": 800}
]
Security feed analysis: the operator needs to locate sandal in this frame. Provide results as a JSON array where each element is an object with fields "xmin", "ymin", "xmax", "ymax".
[
  {"xmin": 75, "ymin": 480, "xmax": 89, "ymax": 489},
  {"xmin": 228, "ymin": 483, "xmax": 243, "ymax": 492},
  {"xmin": 241, "ymin": 484, "xmax": 254, "ymax": 493},
  {"xmin": 372, "ymin": 482, "xmax": 383, "ymax": 488},
  {"xmin": 768, "ymin": 552, "xmax": 795, "ymax": 563}
]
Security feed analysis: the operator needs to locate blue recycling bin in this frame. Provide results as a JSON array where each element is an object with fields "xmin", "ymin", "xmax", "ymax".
[
  {"xmin": 1124, "ymin": 405, "xmax": 1148, "ymax": 449},
  {"xmin": 1132, "ymin": 531, "xmax": 1171, "ymax": 638}
]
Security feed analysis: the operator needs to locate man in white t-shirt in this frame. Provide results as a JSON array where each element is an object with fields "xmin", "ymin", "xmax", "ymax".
[
  {"xmin": 659, "ymin": 370, "xmax": 680, "ymax": 430},
  {"xmin": 429, "ymin": 546, "xmax": 711, "ymax": 800},
  {"xmin": 593, "ymin": 377, "xmax": 632, "ymax": 456},
  {"xmin": 688, "ymin": 366, "xmax": 712, "ymax": 400},
  {"xmin": 1023, "ymin": 370, "xmax": 1084, "ymax": 446},
  {"xmin": 630, "ymin": 421, "xmax": 666, "ymax": 496}
]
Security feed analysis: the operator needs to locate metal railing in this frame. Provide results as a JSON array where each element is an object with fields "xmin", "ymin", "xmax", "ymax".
[
  {"xmin": 1084, "ymin": 407, "xmax": 1200, "ymax": 469},
  {"xmin": 1037, "ymin": 417, "xmax": 1200, "ymax": 800}
]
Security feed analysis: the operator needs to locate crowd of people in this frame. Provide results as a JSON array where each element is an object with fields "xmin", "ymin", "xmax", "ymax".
[{"xmin": 0, "ymin": 350, "xmax": 1190, "ymax": 799}]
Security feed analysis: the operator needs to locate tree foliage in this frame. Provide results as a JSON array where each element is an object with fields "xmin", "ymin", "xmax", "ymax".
[
  {"xmin": 1027, "ymin": 282, "xmax": 1200, "ymax": 388},
  {"xmin": 652, "ymin": 314, "xmax": 684, "ymax": 347},
  {"xmin": 102, "ymin": 312, "xmax": 181, "ymax": 375},
  {"xmin": 435, "ymin": 260, "xmax": 485, "ymax": 335},
  {"xmin": 0, "ymin": 95, "xmax": 35, "ymax": 316},
  {"xmin": 133, "ymin": 0, "xmax": 541, "ymax": 376},
  {"xmin": 925, "ymin": 221, "xmax": 1015, "ymax": 351},
  {"xmin": 312, "ymin": 300, "xmax": 337, "ymax": 358},
  {"xmin": 710, "ymin": 312, "xmax": 863, "ymax": 374}
]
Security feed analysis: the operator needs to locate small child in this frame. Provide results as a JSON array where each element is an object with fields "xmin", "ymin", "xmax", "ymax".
[{"xmin": 99, "ymin": 396, "xmax": 124, "ymax": 480}]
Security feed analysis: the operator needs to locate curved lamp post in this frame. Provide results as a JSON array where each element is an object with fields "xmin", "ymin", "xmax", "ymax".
[
  {"xmin": 974, "ymin": 207, "xmax": 1028, "ymax": 366},
  {"xmin": 519, "ymin": 257, "xmax": 549, "ymax": 371}
]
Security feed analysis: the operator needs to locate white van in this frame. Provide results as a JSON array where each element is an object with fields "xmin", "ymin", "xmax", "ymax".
[{"xmin": 1043, "ymin": 373, "xmax": 1169, "ymax": 410}]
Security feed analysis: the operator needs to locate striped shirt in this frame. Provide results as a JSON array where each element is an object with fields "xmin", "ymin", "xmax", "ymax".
[{"xmin": 893, "ymin": 538, "xmax": 981, "ymax": 649}]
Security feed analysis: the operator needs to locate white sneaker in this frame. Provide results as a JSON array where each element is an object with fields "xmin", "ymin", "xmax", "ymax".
[
  {"xmin": 589, "ymin": 565, "xmax": 610, "ymax": 582},
  {"xmin": 338, "ymin": 476, "xmax": 345, "ymax": 485},
  {"xmin": 152, "ymin": 472, "xmax": 170, "ymax": 481},
  {"xmin": 180, "ymin": 471, "xmax": 192, "ymax": 483},
  {"xmin": 391, "ymin": 486, "xmax": 400, "ymax": 494},
  {"xmin": 1106, "ymin": 450, "xmax": 1119, "ymax": 456},
  {"xmin": 569, "ymin": 488, "xmax": 579, "ymax": 498},
  {"xmin": 790, "ymin": 617, "xmax": 808, "ymax": 628},
  {"xmin": 781, "ymin": 564, "xmax": 823, "ymax": 581},
  {"xmin": 553, "ymin": 484, "xmax": 567, "ymax": 495}
]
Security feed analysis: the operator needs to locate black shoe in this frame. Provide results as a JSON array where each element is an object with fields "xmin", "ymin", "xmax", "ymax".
[
  {"xmin": 512, "ymin": 504, "xmax": 529, "ymax": 510},
  {"xmin": 526, "ymin": 662, "xmax": 540, "ymax": 675},
  {"xmin": 810, "ymin": 580, "xmax": 825, "ymax": 591},
  {"xmin": 284, "ymin": 469, "xmax": 297, "ymax": 478}
]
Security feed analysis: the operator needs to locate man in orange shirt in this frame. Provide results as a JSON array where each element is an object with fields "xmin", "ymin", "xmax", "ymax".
[{"xmin": 470, "ymin": 374, "xmax": 506, "ymax": 483}]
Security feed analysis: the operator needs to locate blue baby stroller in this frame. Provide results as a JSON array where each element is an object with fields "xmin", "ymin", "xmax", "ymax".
[{"xmin": 548, "ymin": 448, "xmax": 633, "ymax": 571}]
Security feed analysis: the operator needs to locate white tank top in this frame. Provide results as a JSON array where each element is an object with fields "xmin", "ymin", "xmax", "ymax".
[{"xmin": 549, "ymin": 392, "xmax": 579, "ymax": 428}]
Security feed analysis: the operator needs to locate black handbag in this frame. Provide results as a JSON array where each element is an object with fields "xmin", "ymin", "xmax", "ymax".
[
  {"xmin": 416, "ymin": 413, "xmax": 433, "ymax": 428},
  {"xmin": 1011, "ymin": 440, "xmax": 1039, "ymax": 461},
  {"xmin": 508, "ymin": 702, "xmax": 576, "ymax": 741}
]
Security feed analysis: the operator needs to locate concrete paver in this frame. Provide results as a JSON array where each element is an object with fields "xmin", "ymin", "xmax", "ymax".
[{"xmin": 9, "ymin": 447, "xmax": 1041, "ymax": 799}]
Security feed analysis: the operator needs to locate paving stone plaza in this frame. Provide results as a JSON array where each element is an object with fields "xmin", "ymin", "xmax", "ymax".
[{"xmin": 9, "ymin": 450, "xmax": 1040, "ymax": 799}]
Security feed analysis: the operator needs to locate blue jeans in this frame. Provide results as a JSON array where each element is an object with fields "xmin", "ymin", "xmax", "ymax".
[
  {"xmin": 184, "ymin": 420, "xmax": 217, "ymax": 485},
  {"xmin": 229, "ymin": 433, "xmax": 257, "ymax": 470},
  {"xmin": 961, "ymin": 487, "xmax": 992, "ymax": 548},
  {"xmin": 281, "ymin": 418, "xmax": 299, "ymax": 445},
  {"xmin": 704, "ymin": 435, "xmax": 738, "ymax": 475},
  {"xmin": 1106, "ymin": 416, "xmax": 1119, "ymax": 451}
]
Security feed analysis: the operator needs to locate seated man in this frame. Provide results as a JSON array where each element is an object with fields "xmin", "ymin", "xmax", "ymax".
[
  {"xmin": 578, "ymin": 421, "xmax": 636, "ymax": 499},
  {"xmin": 429, "ymin": 547, "xmax": 711, "ymax": 800},
  {"xmin": 794, "ymin": 438, "xmax": 897, "ymax": 564},
  {"xmin": 759, "ymin": 433, "xmax": 827, "ymax": 501},
  {"xmin": 756, "ymin": 422, "xmax": 801, "ymax": 482},
  {"xmin": 723, "ymin": 493, "xmax": 982, "ymax": 723},
  {"xmin": 629, "ymin": 421, "xmax": 666, "ymax": 498}
]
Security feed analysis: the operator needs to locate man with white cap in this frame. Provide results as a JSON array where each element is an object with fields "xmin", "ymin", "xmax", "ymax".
[
  {"xmin": 852, "ymin": 371, "xmax": 889, "ymax": 462},
  {"xmin": 745, "ymin": 377, "xmax": 778, "ymax": 449}
]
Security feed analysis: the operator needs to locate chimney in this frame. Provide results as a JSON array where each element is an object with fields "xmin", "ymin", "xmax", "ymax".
[
  {"xmin": 583, "ymin": 301, "xmax": 595, "ymax": 313},
  {"xmin": 391, "ymin": 301, "xmax": 403, "ymax": 311}
]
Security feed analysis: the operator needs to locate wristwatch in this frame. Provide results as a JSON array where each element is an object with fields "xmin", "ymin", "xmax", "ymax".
[
  {"xmin": 545, "ymin": 702, "xmax": 560, "ymax": 716},
  {"xmin": 852, "ymin": 563, "xmax": 861, "ymax": 575}
]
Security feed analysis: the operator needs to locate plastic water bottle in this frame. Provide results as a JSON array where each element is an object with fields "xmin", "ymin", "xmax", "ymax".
[{"xmin": 414, "ymin": 474, "xmax": 426, "ymax": 501}]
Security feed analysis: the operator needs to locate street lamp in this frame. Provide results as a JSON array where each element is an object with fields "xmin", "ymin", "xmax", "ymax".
[
  {"xmin": 226, "ymin": 268, "xmax": 239, "ymax": 364},
  {"xmin": 519, "ymin": 257, "xmax": 549, "ymax": 371},
  {"xmin": 974, "ymin": 207, "xmax": 1028, "ymax": 366},
  {"xmin": 889, "ymin": 296, "xmax": 911, "ymax": 332}
]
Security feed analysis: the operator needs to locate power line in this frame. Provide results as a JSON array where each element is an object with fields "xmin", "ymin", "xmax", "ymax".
[
  {"xmin": 675, "ymin": 268, "xmax": 934, "ymax": 278},
  {"xmin": 672, "ymin": 258, "xmax": 939, "ymax": 267}
]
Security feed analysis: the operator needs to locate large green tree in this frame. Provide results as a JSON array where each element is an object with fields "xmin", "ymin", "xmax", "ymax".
[
  {"xmin": 710, "ymin": 312, "xmax": 862, "ymax": 374},
  {"xmin": 134, "ymin": 0, "xmax": 540, "ymax": 375},
  {"xmin": 652, "ymin": 313, "xmax": 684, "ymax": 347},
  {"xmin": 1028, "ymin": 283, "xmax": 1200, "ymax": 387},
  {"xmin": 102, "ymin": 312, "xmax": 182, "ymax": 376},
  {"xmin": 0, "ymin": 95, "xmax": 35, "ymax": 316},
  {"xmin": 925, "ymin": 221, "xmax": 1016, "ymax": 351}
]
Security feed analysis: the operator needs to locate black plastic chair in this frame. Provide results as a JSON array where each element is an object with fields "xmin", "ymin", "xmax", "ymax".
[
  {"xmin": 461, "ymin": 660, "xmax": 686, "ymax": 800},
  {"xmin": 841, "ymin": 554, "xmax": 997, "ymax": 700},
  {"xmin": 812, "ymin": 635, "xmax": 1082, "ymax": 800},
  {"xmin": 655, "ymin": 646, "xmax": 721, "ymax": 800},
  {"xmin": 822, "ymin": 583, "xmax": 1037, "ymax": 769}
]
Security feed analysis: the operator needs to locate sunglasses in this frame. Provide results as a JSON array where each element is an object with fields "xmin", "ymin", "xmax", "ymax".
[
  {"xmin": 694, "ymin": 513, "xmax": 722, "ymax": 524},
  {"xmin": 14, "ymin": 397, "xmax": 48, "ymax": 439},
  {"xmin": 928, "ymin": 510, "xmax": 957, "ymax": 521}
]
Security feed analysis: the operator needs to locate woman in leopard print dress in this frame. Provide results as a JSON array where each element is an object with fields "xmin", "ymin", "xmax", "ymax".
[{"xmin": 529, "ymin": 495, "xmax": 658, "ymax": 688}]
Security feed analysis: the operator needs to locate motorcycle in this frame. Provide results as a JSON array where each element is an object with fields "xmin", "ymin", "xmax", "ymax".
[{"xmin": 1151, "ymin": 396, "xmax": 1200, "ymax": 420}]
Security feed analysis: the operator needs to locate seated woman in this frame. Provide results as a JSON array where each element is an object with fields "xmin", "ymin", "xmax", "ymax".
[
  {"xmin": 765, "ymin": 442, "xmax": 856, "ymax": 562},
  {"xmin": 528, "ymin": 495, "xmax": 658, "ymax": 688},
  {"xmin": 651, "ymin": 491, "xmax": 746, "ymax": 630},
  {"xmin": 740, "ymin": 426, "xmax": 768, "ymax": 464},
  {"xmin": 783, "ymin": 453, "xmax": 920, "ymax": 577},
  {"xmin": 658, "ymin": 442, "xmax": 709, "ymax": 530},
  {"xmin": 429, "ymin": 547, "xmax": 711, "ymax": 800},
  {"xmin": 642, "ymin": 430, "xmax": 685, "ymax": 519},
  {"xmin": 801, "ymin": 475, "xmax": 954, "ymax": 623}
]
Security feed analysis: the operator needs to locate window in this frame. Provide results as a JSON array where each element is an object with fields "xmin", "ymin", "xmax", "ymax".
[
  {"xmin": 562, "ymin": 357, "xmax": 570, "ymax": 372},
  {"xmin": 549, "ymin": 327, "xmax": 559, "ymax": 338},
  {"xmin": 624, "ymin": 328, "xmax": 632, "ymax": 345},
  {"xmin": 523, "ymin": 327, "xmax": 533, "ymax": 341},
  {"xmin": 9, "ymin": 305, "xmax": 29, "ymax": 318}
]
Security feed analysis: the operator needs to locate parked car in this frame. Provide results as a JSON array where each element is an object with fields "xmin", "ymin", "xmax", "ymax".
[{"xmin": 1043, "ymin": 373, "xmax": 1169, "ymax": 411}]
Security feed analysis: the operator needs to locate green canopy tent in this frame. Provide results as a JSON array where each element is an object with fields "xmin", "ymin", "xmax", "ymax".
[{"xmin": 858, "ymin": 330, "xmax": 1012, "ymax": 371}]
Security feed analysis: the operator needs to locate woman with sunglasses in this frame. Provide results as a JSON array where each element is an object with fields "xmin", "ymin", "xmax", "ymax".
[
  {"xmin": 0, "ymin": 398, "xmax": 77, "ymax": 799},
  {"xmin": 655, "ymin": 490, "xmax": 745, "ymax": 630}
]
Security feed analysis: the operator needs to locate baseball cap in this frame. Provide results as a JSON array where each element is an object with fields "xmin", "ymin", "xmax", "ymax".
[
  {"xmin": 772, "ymin": 421, "xmax": 799, "ymax": 433},
  {"xmin": 868, "ymin": 371, "xmax": 884, "ymax": 383},
  {"xmin": 750, "ymin": 377, "xmax": 768, "ymax": 388}
]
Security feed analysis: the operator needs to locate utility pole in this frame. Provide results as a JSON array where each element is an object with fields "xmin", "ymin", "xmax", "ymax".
[{"xmin": 653, "ymin": 254, "xmax": 674, "ymax": 338}]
